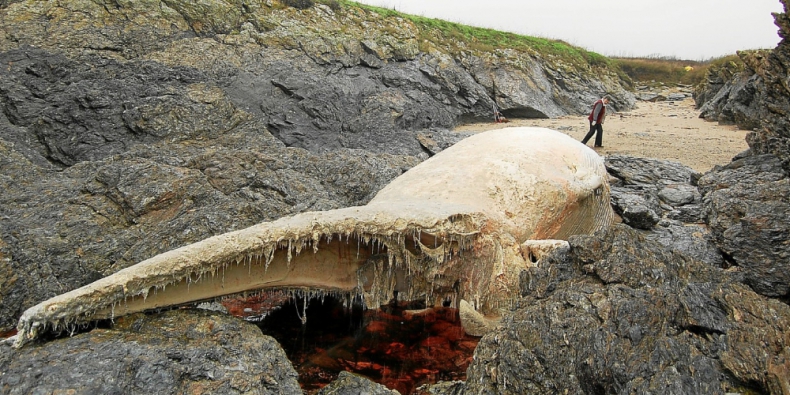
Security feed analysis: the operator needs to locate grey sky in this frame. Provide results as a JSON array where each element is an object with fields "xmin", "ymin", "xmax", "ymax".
[{"xmin": 355, "ymin": 0, "xmax": 785, "ymax": 60}]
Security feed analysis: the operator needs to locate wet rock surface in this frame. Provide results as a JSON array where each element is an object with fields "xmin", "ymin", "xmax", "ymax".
[{"xmin": 0, "ymin": 310, "xmax": 301, "ymax": 394}]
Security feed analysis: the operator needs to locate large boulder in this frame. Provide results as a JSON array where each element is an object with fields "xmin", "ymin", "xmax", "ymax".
[
  {"xmin": 698, "ymin": 154, "xmax": 790, "ymax": 297},
  {"xmin": 0, "ymin": 310, "xmax": 301, "ymax": 394},
  {"xmin": 606, "ymin": 155, "xmax": 705, "ymax": 229},
  {"xmin": 463, "ymin": 225, "xmax": 790, "ymax": 394}
]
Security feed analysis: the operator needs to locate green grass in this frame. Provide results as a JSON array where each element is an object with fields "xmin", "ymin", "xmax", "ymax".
[{"xmin": 341, "ymin": 1, "xmax": 613, "ymax": 69}]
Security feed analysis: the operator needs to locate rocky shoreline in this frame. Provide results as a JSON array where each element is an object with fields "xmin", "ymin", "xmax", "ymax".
[{"xmin": 2, "ymin": 0, "xmax": 790, "ymax": 394}]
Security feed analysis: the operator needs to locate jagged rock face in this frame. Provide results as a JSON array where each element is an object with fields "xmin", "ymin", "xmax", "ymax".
[
  {"xmin": 699, "ymin": 154, "xmax": 790, "ymax": 297},
  {"xmin": 694, "ymin": 52, "xmax": 766, "ymax": 131},
  {"xmin": 463, "ymin": 225, "xmax": 790, "ymax": 395},
  {"xmin": 693, "ymin": 1, "xmax": 790, "ymax": 301},
  {"xmin": 697, "ymin": 64, "xmax": 765, "ymax": 131},
  {"xmin": 746, "ymin": 27, "xmax": 790, "ymax": 170},
  {"xmin": 0, "ymin": 310, "xmax": 302, "ymax": 394}
]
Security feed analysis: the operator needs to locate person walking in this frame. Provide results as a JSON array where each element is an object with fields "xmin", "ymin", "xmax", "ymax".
[{"xmin": 581, "ymin": 96, "xmax": 610, "ymax": 147}]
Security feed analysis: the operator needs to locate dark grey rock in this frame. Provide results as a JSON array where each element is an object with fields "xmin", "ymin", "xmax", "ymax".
[
  {"xmin": 698, "ymin": 71, "xmax": 763, "ymax": 130},
  {"xmin": 695, "ymin": 151, "xmax": 790, "ymax": 297},
  {"xmin": 606, "ymin": 155, "xmax": 709, "ymax": 230},
  {"xmin": 706, "ymin": 177, "xmax": 790, "ymax": 297},
  {"xmin": 666, "ymin": 92, "xmax": 688, "ymax": 101},
  {"xmin": 609, "ymin": 187, "xmax": 660, "ymax": 230},
  {"xmin": 606, "ymin": 155, "xmax": 700, "ymax": 187},
  {"xmin": 645, "ymin": 220, "xmax": 724, "ymax": 267},
  {"xmin": 697, "ymin": 153, "xmax": 786, "ymax": 196},
  {"xmin": 0, "ymin": 310, "xmax": 301, "ymax": 395},
  {"xmin": 317, "ymin": 371, "xmax": 400, "ymax": 395},
  {"xmin": 658, "ymin": 184, "xmax": 700, "ymax": 206},
  {"xmin": 462, "ymin": 225, "xmax": 790, "ymax": 395},
  {"xmin": 665, "ymin": 204, "xmax": 705, "ymax": 223},
  {"xmin": 0, "ymin": 47, "xmax": 237, "ymax": 168}
]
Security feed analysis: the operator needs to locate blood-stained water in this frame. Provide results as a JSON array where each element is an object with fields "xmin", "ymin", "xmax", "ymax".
[{"xmin": 255, "ymin": 297, "xmax": 479, "ymax": 394}]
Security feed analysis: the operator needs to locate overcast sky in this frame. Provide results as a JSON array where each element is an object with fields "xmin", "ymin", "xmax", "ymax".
[{"xmin": 355, "ymin": 0, "xmax": 785, "ymax": 60}]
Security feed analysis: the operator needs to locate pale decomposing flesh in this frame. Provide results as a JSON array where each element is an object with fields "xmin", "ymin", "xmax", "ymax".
[{"xmin": 12, "ymin": 128, "xmax": 614, "ymax": 347}]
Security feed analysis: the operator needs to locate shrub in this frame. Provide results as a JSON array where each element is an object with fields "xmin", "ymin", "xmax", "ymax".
[{"xmin": 613, "ymin": 57, "xmax": 709, "ymax": 85}]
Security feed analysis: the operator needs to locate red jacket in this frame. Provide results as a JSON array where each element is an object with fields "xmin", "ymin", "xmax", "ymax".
[{"xmin": 587, "ymin": 99, "xmax": 606, "ymax": 124}]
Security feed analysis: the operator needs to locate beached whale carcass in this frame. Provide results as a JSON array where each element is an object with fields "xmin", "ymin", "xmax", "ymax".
[{"xmin": 12, "ymin": 127, "xmax": 613, "ymax": 347}]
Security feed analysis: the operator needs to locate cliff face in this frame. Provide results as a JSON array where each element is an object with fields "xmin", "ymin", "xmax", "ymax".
[
  {"xmin": 0, "ymin": 0, "xmax": 633, "ymax": 332},
  {"xmin": 695, "ymin": 51, "xmax": 766, "ymax": 131},
  {"xmin": 746, "ymin": 5, "xmax": 790, "ymax": 168},
  {"xmin": 695, "ymin": 3, "xmax": 790, "ymax": 169},
  {"xmin": 1, "ymin": 0, "xmax": 633, "ymax": 157}
]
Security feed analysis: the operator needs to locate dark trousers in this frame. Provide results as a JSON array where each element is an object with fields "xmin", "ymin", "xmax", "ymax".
[{"xmin": 581, "ymin": 122, "xmax": 603, "ymax": 146}]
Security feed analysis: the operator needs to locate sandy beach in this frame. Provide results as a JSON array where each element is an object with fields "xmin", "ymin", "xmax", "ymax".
[{"xmin": 454, "ymin": 98, "xmax": 750, "ymax": 173}]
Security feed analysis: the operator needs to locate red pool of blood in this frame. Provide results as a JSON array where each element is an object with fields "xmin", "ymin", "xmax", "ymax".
[
  {"xmin": 0, "ymin": 328, "xmax": 17, "ymax": 339},
  {"xmin": 252, "ymin": 297, "xmax": 479, "ymax": 394},
  {"xmin": 220, "ymin": 291, "xmax": 291, "ymax": 320}
]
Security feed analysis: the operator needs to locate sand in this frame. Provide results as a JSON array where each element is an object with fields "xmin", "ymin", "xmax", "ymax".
[{"xmin": 454, "ymin": 97, "xmax": 750, "ymax": 173}]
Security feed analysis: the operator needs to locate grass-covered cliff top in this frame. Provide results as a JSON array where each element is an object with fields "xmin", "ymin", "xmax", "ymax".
[
  {"xmin": 17, "ymin": 0, "xmax": 747, "ymax": 88},
  {"xmin": 343, "ymin": 0, "xmax": 611, "ymax": 68}
]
